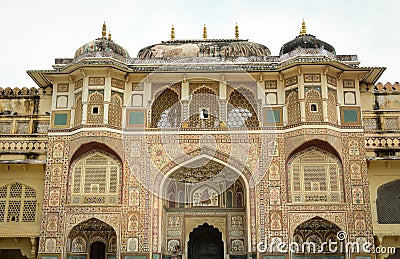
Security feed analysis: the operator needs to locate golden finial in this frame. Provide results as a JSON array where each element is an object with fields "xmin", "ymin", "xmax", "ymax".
[
  {"xmin": 235, "ymin": 22, "xmax": 239, "ymax": 40},
  {"xmin": 171, "ymin": 24, "xmax": 175, "ymax": 41},
  {"xmin": 203, "ymin": 24, "xmax": 207, "ymax": 40},
  {"xmin": 299, "ymin": 19, "xmax": 307, "ymax": 36},
  {"xmin": 108, "ymin": 30, "xmax": 112, "ymax": 40},
  {"xmin": 102, "ymin": 21, "xmax": 107, "ymax": 38}
]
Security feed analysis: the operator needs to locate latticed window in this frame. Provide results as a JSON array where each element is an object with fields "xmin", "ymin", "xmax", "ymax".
[
  {"xmin": 293, "ymin": 217, "xmax": 342, "ymax": 254},
  {"xmin": 71, "ymin": 152, "xmax": 121, "ymax": 204},
  {"xmin": 305, "ymin": 87, "xmax": 323, "ymax": 122},
  {"xmin": 108, "ymin": 93, "xmax": 123, "ymax": 128},
  {"xmin": 87, "ymin": 91, "xmax": 104, "ymax": 124},
  {"xmin": 167, "ymin": 175, "xmax": 245, "ymax": 209},
  {"xmin": 288, "ymin": 147, "xmax": 343, "ymax": 203},
  {"xmin": 286, "ymin": 89, "xmax": 301, "ymax": 124},
  {"xmin": 189, "ymin": 87, "xmax": 219, "ymax": 128},
  {"xmin": 327, "ymin": 90, "xmax": 338, "ymax": 124},
  {"xmin": 74, "ymin": 95, "xmax": 83, "ymax": 127},
  {"xmin": 151, "ymin": 88, "xmax": 181, "ymax": 128},
  {"xmin": 0, "ymin": 183, "xmax": 37, "ymax": 223},
  {"xmin": 227, "ymin": 88, "xmax": 259, "ymax": 128},
  {"xmin": 377, "ymin": 180, "xmax": 400, "ymax": 224}
]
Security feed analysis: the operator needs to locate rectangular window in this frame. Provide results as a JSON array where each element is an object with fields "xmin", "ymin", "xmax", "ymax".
[
  {"xmin": 54, "ymin": 113, "xmax": 68, "ymax": 126},
  {"xmin": 266, "ymin": 110, "xmax": 281, "ymax": 124},
  {"xmin": 343, "ymin": 110, "xmax": 358, "ymax": 122},
  {"xmin": 340, "ymin": 107, "xmax": 361, "ymax": 125},
  {"xmin": 127, "ymin": 110, "xmax": 146, "ymax": 127},
  {"xmin": 263, "ymin": 108, "xmax": 283, "ymax": 126},
  {"xmin": 129, "ymin": 112, "xmax": 144, "ymax": 125},
  {"xmin": 52, "ymin": 111, "xmax": 70, "ymax": 128}
]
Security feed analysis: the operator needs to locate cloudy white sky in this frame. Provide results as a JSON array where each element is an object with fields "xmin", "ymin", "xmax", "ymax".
[{"xmin": 0, "ymin": 0, "xmax": 398, "ymax": 87}]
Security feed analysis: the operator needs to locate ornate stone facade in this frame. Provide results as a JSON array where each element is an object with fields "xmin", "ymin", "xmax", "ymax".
[{"xmin": 0, "ymin": 22, "xmax": 398, "ymax": 259}]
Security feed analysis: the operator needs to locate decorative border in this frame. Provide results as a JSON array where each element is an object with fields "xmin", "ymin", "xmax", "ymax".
[
  {"xmin": 121, "ymin": 253, "xmax": 149, "ymax": 259},
  {"xmin": 260, "ymin": 254, "xmax": 287, "ymax": 259},
  {"xmin": 112, "ymin": 78, "xmax": 125, "ymax": 90},
  {"xmin": 65, "ymin": 255, "xmax": 86, "ymax": 259},
  {"xmin": 75, "ymin": 79, "xmax": 83, "ymax": 90},
  {"xmin": 265, "ymin": 80, "xmax": 278, "ymax": 89},
  {"xmin": 284, "ymin": 76, "xmax": 298, "ymax": 87},
  {"xmin": 89, "ymin": 77, "xmax": 105, "ymax": 86},
  {"xmin": 327, "ymin": 75, "xmax": 337, "ymax": 86},
  {"xmin": 132, "ymin": 82, "xmax": 144, "ymax": 91},
  {"xmin": 343, "ymin": 79, "xmax": 355, "ymax": 88},
  {"xmin": 351, "ymin": 254, "xmax": 373, "ymax": 259},
  {"xmin": 57, "ymin": 83, "xmax": 69, "ymax": 92},
  {"xmin": 38, "ymin": 254, "xmax": 60, "ymax": 259},
  {"xmin": 304, "ymin": 74, "xmax": 321, "ymax": 83}
]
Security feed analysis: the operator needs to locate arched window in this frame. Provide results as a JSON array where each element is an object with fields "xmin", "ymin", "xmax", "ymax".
[
  {"xmin": 377, "ymin": 180, "xmax": 400, "ymax": 224},
  {"xmin": 166, "ymin": 161, "xmax": 246, "ymax": 209},
  {"xmin": 288, "ymin": 147, "xmax": 343, "ymax": 203},
  {"xmin": 108, "ymin": 93, "xmax": 123, "ymax": 128},
  {"xmin": 227, "ymin": 88, "xmax": 259, "ymax": 128},
  {"xmin": 71, "ymin": 151, "xmax": 121, "ymax": 205},
  {"xmin": 305, "ymin": 87, "xmax": 323, "ymax": 122},
  {"xmin": 71, "ymin": 236, "xmax": 86, "ymax": 253},
  {"xmin": 189, "ymin": 87, "xmax": 220, "ymax": 128},
  {"xmin": 293, "ymin": 217, "xmax": 342, "ymax": 255},
  {"xmin": 68, "ymin": 218, "xmax": 117, "ymax": 258},
  {"xmin": 151, "ymin": 88, "xmax": 181, "ymax": 128},
  {"xmin": 0, "ymin": 182, "xmax": 37, "ymax": 223},
  {"xmin": 87, "ymin": 91, "xmax": 104, "ymax": 124},
  {"xmin": 286, "ymin": 89, "xmax": 301, "ymax": 124},
  {"xmin": 74, "ymin": 95, "xmax": 82, "ymax": 127},
  {"xmin": 327, "ymin": 89, "xmax": 338, "ymax": 124}
]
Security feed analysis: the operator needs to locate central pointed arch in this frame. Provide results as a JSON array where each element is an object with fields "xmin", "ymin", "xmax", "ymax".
[
  {"xmin": 292, "ymin": 217, "xmax": 344, "ymax": 256},
  {"xmin": 153, "ymin": 151, "xmax": 255, "ymax": 256},
  {"xmin": 67, "ymin": 218, "xmax": 117, "ymax": 258}
]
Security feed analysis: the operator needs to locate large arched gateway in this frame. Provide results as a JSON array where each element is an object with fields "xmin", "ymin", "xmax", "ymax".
[
  {"xmin": 159, "ymin": 156, "xmax": 251, "ymax": 258},
  {"xmin": 67, "ymin": 218, "xmax": 117, "ymax": 259}
]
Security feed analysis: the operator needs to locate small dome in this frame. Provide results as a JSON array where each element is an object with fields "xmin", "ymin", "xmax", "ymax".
[
  {"xmin": 279, "ymin": 20, "xmax": 335, "ymax": 56},
  {"xmin": 74, "ymin": 23, "xmax": 130, "ymax": 61},
  {"xmin": 279, "ymin": 34, "xmax": 336, "ymax": 56},
  {"xmin": 137, "ymin": 39, "xmax": 271, "ymax": 59}
]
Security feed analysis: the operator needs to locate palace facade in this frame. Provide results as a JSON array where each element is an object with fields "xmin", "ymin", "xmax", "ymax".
[{"xmin": 0, "ymin": 21, "xmax": 399, "ymax": 259}]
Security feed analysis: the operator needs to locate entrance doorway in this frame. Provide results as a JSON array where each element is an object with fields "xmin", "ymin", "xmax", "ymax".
[
  {"xmin": 188, "ymin": 223, "xmax": 223, "ymax": 259},
  {"xmin": 90, "ymin": 241, "xmax": 106, "ymax": 259},
  {"xmin": 67, "ymin": 218, "xmax": 117, "ymax": 258}
]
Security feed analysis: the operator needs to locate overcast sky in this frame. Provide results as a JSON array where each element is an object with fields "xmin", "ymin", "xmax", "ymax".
[{"xmin": 0, "ymin": 0, "xmax": 398, "ymax": 87}]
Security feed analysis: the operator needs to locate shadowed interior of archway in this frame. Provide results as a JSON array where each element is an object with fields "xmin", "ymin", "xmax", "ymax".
[
  {"xmin": 293, "ymin": 217, "xmax": 344, "ymax": 256},
  {"xmin": 188, "ymin": 223, "xmax": 224, "ymax": 259},
  {"xmin": 67, "ymin": 218, "xmax": 117, "ymax": 257},
  {"xmin": 165, "ymin": 158, "xmax": 246, "ymax": 208}
]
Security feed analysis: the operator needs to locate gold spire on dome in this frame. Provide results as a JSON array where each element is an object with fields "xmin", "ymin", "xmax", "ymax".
[
  {"xmin": 102, "ymin": 21, "xmax": 107, "ymax": 39},
  {"xmin": 299, "ymin": 19, "xmax": 307, "ymax": 36},
  {"xmin": 171, "ymin": 24, "xmax": 175, "ymax": 41},
  {"xmin": 203, "ymin": 24, "xmax": 207, "ymax": 40},
  {"xmin": 108, "ymin": 30, "xmax": 112, "ymax": 40},
  {"xmin": 235, "ymin": 23, "xmax": 239, "ymax": 40}
]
